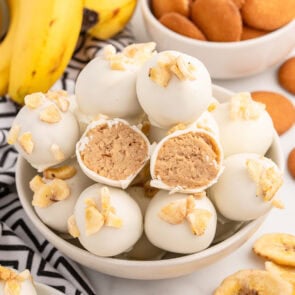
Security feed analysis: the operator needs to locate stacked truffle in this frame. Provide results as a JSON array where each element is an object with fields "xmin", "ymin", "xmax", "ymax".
[
  {"xmin": 0, "ymin": 266, "xmax": 37, "ymax": 295},
  {"xmin": 9, "ymin": 42, "xmax": 284, "ymax": 258}
]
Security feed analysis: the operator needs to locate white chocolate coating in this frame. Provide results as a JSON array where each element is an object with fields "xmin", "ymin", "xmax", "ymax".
[
  {"xmin": 209, "ymin": 153, "xmax": 282, "ymax": 221},
  {"xmin": 211, "ymin": 102, "xmax": 274, "ymax": 157},
  {"xmin": 0, "ymin": 269, "xmax": 37, "ymax": 295},
  {"xmin": 136, "ymin": 51, "xmax": 212, "ymax": 128},
  {"xmin": 34, "ymin": 159, "xmax": 93, "ymax": 233},
  {"xmin": 150, "ymin": 127, "xmax": 224, "ymax": 194},
  {"xmin": 74, "ymin": 184, "xmax": 143, "ymax": 257},
  {"xmin": 76, "ymin": 119, "xmax": 151, "ymax": 189},
  {"xmin": 75, "ymin": 56, "xmax": 142, "ymax": 119},
  {"xmin": 12, "ymin": 95, "xmax": 79, "ymax": 171},
  {"xmin": 145, "ymin": 191, "xmax": 217, "ymax": 254},
  {"xmin": 0, "ymin": 280, "xmax": 37, "ymax": 295},
  {"xmin": 148, "ymin": 111, "xmax": 219, "ymax": 144}
]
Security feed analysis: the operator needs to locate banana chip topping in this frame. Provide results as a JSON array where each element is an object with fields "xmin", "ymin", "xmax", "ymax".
[
  {"xmin": 246, "ymin": 158, "xmax": 283, "ymax": 202},
  {"xmin": 104, "ymin": 42, "xmax": 156, "ymax": 71},
  {"xmin": 0, "ymin": 266, "xmax": 33, "ymax": 295},
  {"xmin": 159, "ymin": 195, "xmax": 212, "ymax": 235},
  {"xmin": 84, "ymin": 187, "xmax": 123, "ymax": 236},
  {"xmin": 149, "ymin": 53, "xmax": 197, "ymax": 87},
  {"xmin": 230, "ymin": 92, "xmax": 266, "ymax": 120},
  {"xmin": 29, "ymin": 175, "xmax": 70, "ymax": 208}
]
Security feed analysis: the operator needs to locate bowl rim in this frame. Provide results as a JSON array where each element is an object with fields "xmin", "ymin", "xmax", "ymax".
[
  {"xmin": 141, "ymin": 0, "xmax": 295, "ymax": 48},
  {"xmin": 15, "ymin": 84, "xmax": 284, "ymax": 271}
]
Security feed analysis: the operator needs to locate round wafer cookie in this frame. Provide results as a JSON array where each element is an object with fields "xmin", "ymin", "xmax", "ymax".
[
  {"xmin": 191, "ymin": 0, "xmax": 242, "ymax": 42},
  {"xmin": 288, "ymin": 148, "xmax": 295, "ymax": 179},
  {"xmin": 160, "ymin": 12, "xmax": 206, "ymax": 41},
  {"xmin": 151, "ymin": 0, "xmax": 190, "ymax": 19},
  {"xmin": 251, "ymin": 91, "xmax": 295, "ymax": 135},
  {"xmin": 278, "ymin": 57, "xmax": 295, "ymax": 95},
  {"xmin": 241, "ymin": 0, "xmax": 295, "ymax": 31}
]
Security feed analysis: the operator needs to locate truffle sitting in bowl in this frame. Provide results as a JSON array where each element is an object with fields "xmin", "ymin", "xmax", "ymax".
[
  {"xmin": 7, "ymin": 91, "xmax": 79, "ymax": 171},
  {"xmin": 145, "ymin": 191, "xmax": 217, "ymax": 254},
  {"xmin": 150, "ymin": 127, "xmax": 223, "ymax": 193},
  {"xmin": 75, "ymin": 43, "xmax": 156, "ymax": 120},
  {"xmin": 30, "ymin": 158, "xmax": 93, "ymax": 233},
  {"xmin": 68, "ymin": 184, "xmax": 143, "ymax": 257},
  {"xmin": 211, "ymin": 92, "xmax": 274, "ymax": 157},
  {"xmin": 76, "ymin": 118, "xmax": 150, "ymax": 189},
  {"xmin": 136, "ymin": 50, "xmax": 212, "ymax": 128},
  {"xmin": 209, "ymin": 153, "xmax": 284, "ymax": 221}
]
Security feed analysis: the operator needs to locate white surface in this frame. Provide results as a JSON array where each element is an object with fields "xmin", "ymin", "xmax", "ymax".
[{"xmin": 83, "ymin": 4, "xmax": 295, "ymax": 294}]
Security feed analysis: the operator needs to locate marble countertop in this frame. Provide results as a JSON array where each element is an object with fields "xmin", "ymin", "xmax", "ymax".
[{"xmin": 83, "ymin": 3, "xmax": 295, "ymax": 294}]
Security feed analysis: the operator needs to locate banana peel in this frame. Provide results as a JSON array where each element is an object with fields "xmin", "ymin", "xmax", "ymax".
[{"xmin": 85, "ymin": 0, "xmax": 137, "ymax": 40}]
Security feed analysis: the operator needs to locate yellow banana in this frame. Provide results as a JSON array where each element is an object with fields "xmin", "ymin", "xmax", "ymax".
[
  {"xmin": 8, "ymin": 0, "xmax": 83, "ymax": 104},
  {"xmin": 0, "ymin": 0, "xmax": 19, "ymax": 96},
  {"xmin": 85, "ymin": 0, "xmax": 137, "ymax": 40}
]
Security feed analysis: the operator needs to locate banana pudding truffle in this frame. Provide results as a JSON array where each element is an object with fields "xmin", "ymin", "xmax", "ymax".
[
  {"xmin": 211, "ymin": 92, "xmax": 274, "ymax": 157},
  {"xmin": 136, "ymin": 50, "xmax": 212, "ymax": 128},
  {"xmin": 76, "ymin": 118, "xmax": 150, "ymax": 189},
  {"xmin": 75, "ymin": 42, "xmax": 156, "ymax": 119},
  {"xmin": 0, "ymin": 266, "xmax": 37, "ymax": 295},
  {"xmin": 145, "ymin": 191, "xmax": 217, "ymax": 254},
  {"xmin": 68, "ymin": 184, "xmax": 143, "ymax": 257},
  {"xmin": 150, "ymin": 127, "xmax": 223, "ymax": 193},
  {"xmin": 209, "ymin": 153, "xmax": 283, "ymax": 221},
  {"xmin": 7, "ymin": 91, "xmax": 79, "ymax": 171},
  {"xmin": 30, "ymin": 158, "xmax": 93, "ymax": 233}
]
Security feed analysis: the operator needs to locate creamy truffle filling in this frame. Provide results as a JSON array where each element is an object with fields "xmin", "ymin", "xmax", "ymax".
[
  {"xmin": 80, "ymin": 122, "xmax": 148, "ymax": 180},
  {"xmin": 154, "ymin": 132, "xmax": 220, "ymax": 188}
]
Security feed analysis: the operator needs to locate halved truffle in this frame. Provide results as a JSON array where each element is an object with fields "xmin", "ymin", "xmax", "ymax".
[
  {"xmin": 76, "ymin": 118, "xmax": 150, "ymax": 189},
  {"xmin": 150, "ymin": 128, "xmax": 223, "ymax": 193}
]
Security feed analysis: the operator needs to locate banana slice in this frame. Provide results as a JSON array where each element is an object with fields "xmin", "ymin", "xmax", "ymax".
[
  {"xmin": 214, "ymin": 269, "xmax": 293, "ymax": 295},
  {"xmin": 253, "ymin": 233, "xmax": 295, "ymax": 267},
  {"xmin": 265, "ymin": 261, "xmax": 295, "ymax": 294}
]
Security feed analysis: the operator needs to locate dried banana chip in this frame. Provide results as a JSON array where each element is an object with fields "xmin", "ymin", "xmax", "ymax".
[
  {"xmin": 265, "ymin": 261, "xmax": 295, "ymax": 291},
  {"xmin": 253, "ymin": 233, "xmax": 295, "ymax": 267},
  {"xmin": 214, "ymin": 269, "xmax": 293, "ymax": 295}
]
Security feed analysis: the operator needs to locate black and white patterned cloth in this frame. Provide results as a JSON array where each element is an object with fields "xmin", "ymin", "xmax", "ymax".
[{"xmin": 0, "ymin": 28, "xmax": 133, "ymax": 294}]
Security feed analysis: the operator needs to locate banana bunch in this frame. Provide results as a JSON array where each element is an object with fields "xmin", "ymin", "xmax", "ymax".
[
  {"xmin": 0, "ymin": 0, "xmax": 136, "ymax": 105},
  {"xmin": 0, "ymin": 0, "xmax": 83, "ymax": 104},
  {"xmin": 85, "ymin": 0, "xmax": 137, "ymax": 40}
]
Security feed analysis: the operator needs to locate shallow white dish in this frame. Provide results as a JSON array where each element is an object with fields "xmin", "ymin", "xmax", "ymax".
[
  {"xmin": 35, "ymin": 282, "xmax": 64, "ymax": 295},
  {"xmin": 16, "ymin": 85, "xmax": 284, "ymax": 280},
  {"xmin": 141, "ymin": 0, "xmax": 295, "ymax": 79}
]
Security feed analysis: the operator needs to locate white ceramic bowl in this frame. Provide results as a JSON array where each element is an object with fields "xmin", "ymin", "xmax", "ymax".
[
  {"xmin": 141, "ymin": 0, "xmax": 295, "ymax": 79},
  {"xmin": 16, "ymin": 85, "xmax": 284, "ymax": 280}
]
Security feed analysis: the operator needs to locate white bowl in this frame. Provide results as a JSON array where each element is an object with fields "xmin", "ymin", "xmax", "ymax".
[
  {"xmin": 141, "ymin": 0, "xmax": 295, "ymax": 79},
  {"xmin": 16, "ymin": 85, "xmax": 284, "ymax": 280}
]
